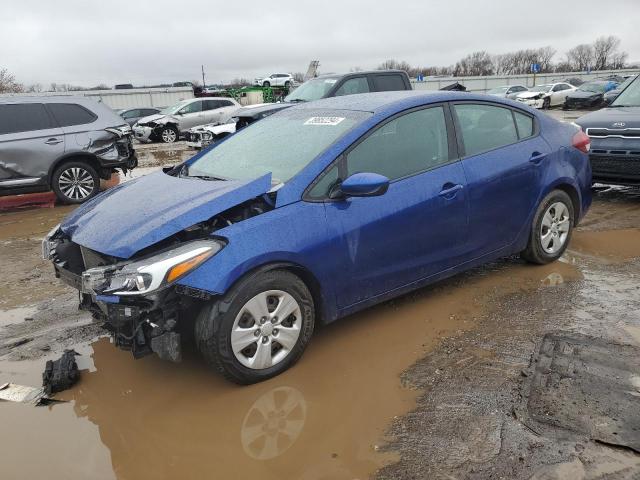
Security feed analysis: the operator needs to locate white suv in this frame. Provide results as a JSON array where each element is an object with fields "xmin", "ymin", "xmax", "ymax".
[{"xmin": 254, "ymin": 73, "xmax": 294, "ymax": 88}]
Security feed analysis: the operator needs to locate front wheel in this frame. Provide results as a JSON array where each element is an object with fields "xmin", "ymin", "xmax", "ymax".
[
  {"xmin": 159, "ymin": 125, "xmax": 178, "ymax": 143},
  {"xmin": 542, "ymin": 97, "xmax": 551, "ymax": 109},
  {"xmin": 51, "ymin": 161, "xmax": 99, "ymax": 204},
  {"xmin": 521, "ymin": 190, "xmax": 574, "ymax": 264},
  {"xmin": 195, "ymin": 270, "xmax": 315, "ymax": 384},
  {"xmin": 262, "ymin": 81, "xmax": 271, "ymax": 88}
]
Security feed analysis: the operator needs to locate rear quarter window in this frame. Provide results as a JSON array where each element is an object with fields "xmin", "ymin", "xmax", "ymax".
[
  {"xmin": 0, "ymin": 103, "xmax": 56, "ymax": 135},
  {"xmin": 513, "ymin": 111, "xmax": 534, "ymax": 139},
  {"xmin": 47, "ymin": 103, "xmax": 98, "ymax": 127},
  {"xmin": 372, "ymin": 74, "xmax": 407, "ymax": 92}
]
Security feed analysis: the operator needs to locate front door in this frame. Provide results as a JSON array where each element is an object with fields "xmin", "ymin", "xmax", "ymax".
[{"xmin": 311, "ymin": 105, "xmax": 469, "ymax": 309}]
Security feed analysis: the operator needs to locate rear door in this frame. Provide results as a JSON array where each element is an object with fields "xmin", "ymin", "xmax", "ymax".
[
  {"xmin": 310, "ymin": 105, "xmax": 469, "ymax": 309},
  {"xmin": 452, "ymin": 102, "xmax": 549, "ymax": 257},
  {"xmin": 0, "ymin": 102, "xmax": 65, "ymax": 189}
]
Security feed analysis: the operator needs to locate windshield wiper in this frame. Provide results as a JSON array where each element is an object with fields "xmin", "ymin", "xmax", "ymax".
[
  {"xmin": 187, "ymin": 174, "xmax": 228, "ymax": 181},
  {"xmin": 609, "ymin": 104, "xmax": 637, "ymax": 108},
  {"xmin": 287, "ymin": 98, "xmax": 306, "ymax": 103}
]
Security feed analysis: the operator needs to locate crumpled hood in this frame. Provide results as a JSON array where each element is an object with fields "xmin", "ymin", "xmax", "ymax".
[
  {"xmin": 60, "ymin": 171, "xmax": 272, "ymax": 258},
  {"xmin": 137, "ymin": 113, "xmax": 172, "ymax": 125},
  {"xmin": 518, "ymin": 91, "xmax": 549, "ymax": 99},
  {"xmin": 568, "ymin": 91, "xmax": 601, "ymax": 100}
]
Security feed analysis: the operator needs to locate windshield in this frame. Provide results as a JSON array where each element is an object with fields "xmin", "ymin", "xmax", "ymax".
[
  {"xmin": 578, "ymin": 83, "xmax": 606, "ymax": 93},
  {"xmin": 284, "ymin": 77, "xmax": 339, "ymax": 102},
  {"xmin": 185, "ymin": 109, "xmax": 370, "ymax": 184},
  {"xmin": 530, "ymin": 85, "xmax": 551, "ymax": 93},
  {"xmin": 612, "ymin": 76, "xmax": 640, "ymax": 107},
  {"xmin": 160, "ymin": 100, "xmax": 191, "ymax": 115},
  {"xmin": 487, "ymin": 87, "xmax": 509, "ymax": 94}
]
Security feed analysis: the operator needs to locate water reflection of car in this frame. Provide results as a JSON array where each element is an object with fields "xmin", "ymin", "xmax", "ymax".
[
  {"xmin": 486, "ymin": 85, "xmax": 528, "ymax": 99},
  {"xmin": 603, "ymin": 75, "xmax": 638, "ymax": 106},
  {"xmin": 563, "ymin": 81, "xmax": 618, "ymax": 110},
  {"xmin": 117, "ymin": 107, "xmax": 160, "ymax": 126},
  {"xmin": 576, "ymin": 75, "xmax": 640, "ymax": 186},
  {"xmin": 516, "ymin": 83, "xmax": 577, "ymax": 109},
  {"xmin": 133, "ymin": 97, "xmax": 240, "ymax": 143},
  {"xmin": 44, "ymin": 91, "xmax": 591, "ymax": 384}
]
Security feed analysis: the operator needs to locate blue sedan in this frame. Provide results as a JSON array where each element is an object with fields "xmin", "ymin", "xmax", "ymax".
[{"xmin": 44, "ymin": 91, "xmax": 592, "ymax": 383}]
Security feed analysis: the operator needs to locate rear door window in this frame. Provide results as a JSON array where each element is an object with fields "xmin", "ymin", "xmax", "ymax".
[
  {"xmin": 0, "ymin": 103, "xmax": 56, "ymax": 134},
  {"xmin": 371, "ymin": 74, "xmax": 406, "ymax": 92},
  {"xmin": 453, "ymin": 104, "xmax": 519, "ymax": 156},
  {"xmin": 334, "ymin": 77, "xmax": 370, "ymax": 96},
  {"xmin": 47, "ymin": 103, "xmax": 98, "ymax": 127}
]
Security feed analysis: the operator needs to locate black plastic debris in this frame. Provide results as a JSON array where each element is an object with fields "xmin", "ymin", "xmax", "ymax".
[
  {"xmin": 440, "ymin": 82, "xmax": 467, "ymax": 91},
  {"xmin": 42, "ymin": 349, "xmax": 80, "ymax": 395}
]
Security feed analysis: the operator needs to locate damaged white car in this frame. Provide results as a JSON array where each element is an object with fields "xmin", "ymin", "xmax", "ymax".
[
  {"xmin": 133, "ymin": 97, "xmax": 239, "ymax": 143},
  {"xmin": 515, "ymin": 83, "xmax": 576, "ymax": 109}
]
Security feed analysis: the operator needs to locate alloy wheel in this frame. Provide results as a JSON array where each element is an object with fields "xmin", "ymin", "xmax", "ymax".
[
  {"xmin": 540, "ymin": 201, "xmax": 571, "ymax": 254},
  {"xmin": 57, "ymin": 167, "xmax": 95, "ymax": 200},
  {"xmin": 161, "ymin": 128, "xmax": 177, "ymax": 143},
  {"xmin": 231, "ymin": 290, "xmax": 302, "ymax": 369}
]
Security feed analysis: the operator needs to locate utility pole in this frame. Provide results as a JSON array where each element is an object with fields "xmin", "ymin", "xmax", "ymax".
[{"xmin": 201, "ymin": 65, "xmax": 206, "ymax": 87}]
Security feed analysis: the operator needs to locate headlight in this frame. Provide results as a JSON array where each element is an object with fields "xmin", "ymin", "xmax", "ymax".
[
  {"xmin": 42, "ymin": 223, "xmax": 61, "ymax": 260},
  {"xmin": 201, "ymin": 132, "xmax": 213, "ymax": 141},
  {"xmin": 82, "ymin": 240, "xmax": 223, "ymax": 296}
]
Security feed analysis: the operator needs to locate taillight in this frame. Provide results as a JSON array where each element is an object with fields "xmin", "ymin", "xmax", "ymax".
[{"xmin": 572, "ymin": 130, "xmax": 590, "ymax": 153}]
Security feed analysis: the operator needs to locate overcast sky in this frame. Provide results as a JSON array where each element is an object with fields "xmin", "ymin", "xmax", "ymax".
[{"xmin": 2, "ymin": 0, "xmax": 639, "ymax": 87}]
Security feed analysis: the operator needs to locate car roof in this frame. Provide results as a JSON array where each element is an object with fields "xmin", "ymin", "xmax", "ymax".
[
  {"xmin": 289, "ymin": 90, "xmax": 518, "ymax": 114},
  {"xmin": 314, "ymin": 69, "xmax": 407, "ymax": 79},
  {"xmin": 0, "ymin": 95, "xmax": 100, "ymax": 105}
]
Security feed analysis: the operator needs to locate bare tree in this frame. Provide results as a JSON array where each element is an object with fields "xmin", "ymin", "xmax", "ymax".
[
  {"xmin": 610, "ymin": 51, "xmax": 628, "ymax": 70},
  {"xmin": 26, "ymin": 83, "xmax": 43, "ymax": 93},
  {"xmin": 593, "ymin": 36, "xmax": 621, "ymax": 70},
  {"xmin": 566, "ymin": 44, "xmax": 594, "ymax": 71},
  {"xmin": 454, "ymin": 51, "xmax": 494, "ymax": 76},
  {"xmin": 0, "ymin": 68, "xmax": 24, "ymax": 93}
]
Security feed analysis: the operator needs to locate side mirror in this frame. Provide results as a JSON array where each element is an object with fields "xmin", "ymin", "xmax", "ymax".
[{"xmin": 330, "ymin": 172, "xmax": 389, "ymax": 199}]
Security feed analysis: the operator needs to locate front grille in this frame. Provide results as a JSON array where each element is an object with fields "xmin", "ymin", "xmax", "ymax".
[
  {"xmin": 587, "ymin": 128, "xmax": 640, "ymax": 139},
  {"xmin": 590, "ymin": 155, "xmax": 640, "ymax": 176}
]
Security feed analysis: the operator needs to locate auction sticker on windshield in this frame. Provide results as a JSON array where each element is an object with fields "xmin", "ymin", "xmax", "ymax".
[{"xmin": 304, "ymin": 116, "xmax": 345, "ymax": 126}]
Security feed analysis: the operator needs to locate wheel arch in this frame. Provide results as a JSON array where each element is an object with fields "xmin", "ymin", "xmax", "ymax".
[
  {"xmin": 47, "ymin": 152, "xmax": 103, "ymax": 184},
  {"xmin": 219, "ymin": 261, "xmax": 327, "ymax": 325},
  {"xmin": 548, "ymin": 181, "xmax": 581, "ymax": 226}
]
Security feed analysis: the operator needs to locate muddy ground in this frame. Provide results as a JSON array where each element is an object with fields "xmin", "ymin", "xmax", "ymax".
[{"xmin": 1, "ymin": 140, "xmax": 639, "ymax": 479}]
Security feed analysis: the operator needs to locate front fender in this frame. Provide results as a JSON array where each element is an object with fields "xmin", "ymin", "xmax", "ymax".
[{"xmin": 176, "ymin": 201, "xmax": 339, "ymax": 322}]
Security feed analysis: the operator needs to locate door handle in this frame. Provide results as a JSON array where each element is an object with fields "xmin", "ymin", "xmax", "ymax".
[
  {"xmin": 44, "ymin": 138, "xmax": 63, "ymax": 145},
  {"xmin": 529, "ymin": 152, "xmax": 547, "ymax": 165},
  {"xmin": 439, "ymin": 183, "xmax": 464, "ymax": 198}
]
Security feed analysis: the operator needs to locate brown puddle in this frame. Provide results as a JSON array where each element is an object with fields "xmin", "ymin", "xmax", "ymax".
[
  {"xmin": 0, "ymin": 259, "xmax": 580, "ymax": 480},
  {"xmin": 569, "ymin": 228, "xmax": 640, "ymax": 262}
]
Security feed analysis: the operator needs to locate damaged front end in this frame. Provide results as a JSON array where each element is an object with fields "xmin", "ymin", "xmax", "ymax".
[
  {"xmin": 42, "ymin": 190, "xmax": 275, "ymax": 363},
  {"xmin": 185, "ymin": 121, "xmax": 237, "ymax": 149}
]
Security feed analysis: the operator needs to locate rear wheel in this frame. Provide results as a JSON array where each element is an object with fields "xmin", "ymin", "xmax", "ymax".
[
  {"xmin": 195, "ymin": 270, "xmax": 315, "ymax": 384},
  {"xmin": 521, "ymin": 190, "xmax": 574, "ymax": 264},
  {"xmin": 51, "ymin": 161, "xmax": 99, "ymax": 204}
]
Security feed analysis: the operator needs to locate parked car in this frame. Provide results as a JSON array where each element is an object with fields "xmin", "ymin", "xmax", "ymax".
[
  {"xmin": 0, "ymin": 96, "xmax": 136, "ymax": 203},
  {"xmin": 563, "ymin": 77, "xmax": 584, "ymax": 87},
  {"xmin": 117, "ymin": 107, "xmax": 161, "ymax": 126},
  {"xmin": 603, "ymin": 75, "xmax": 638, "ymax": 106},
  {"xmin": 563, "ymin": 81, "xmax": 618, "ymax": 110},
  {"xmin": 486, "ymin": 85, "xmax": 528, "ymax": 99},
  {"xmin": 516, "ymin": 83, "xmax": 577, "ymax": 109},
  {"xmin": 133, "ymin": 97, "xmax": 240, "ymax": 143},
  {"xmin": 575, "ymin": 75, "xmax": 640, "ymax": 186},
  {"xmin": 254, "ymin": 74, "xmax": 294, "ymax": 88},
  {"xmin": 43, "ymin": 91, "xmax": 591, "ymax": 384},
  {"xmin": 185, "ymin": 70, "xmax": 413, "ymax": 149}
]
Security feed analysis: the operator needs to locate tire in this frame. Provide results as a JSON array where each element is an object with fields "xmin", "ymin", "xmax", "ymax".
[
  {"xmin": 284, "ymin": 81, "xmax": 291, "ymax": 88},
  {"xmin": 51, "ymin": 161, "xmax": 100, "ymax": 204},
  {"xmin": 159, "ymin": 125, "xmax": 178, "ymax": 143},
  {"xmin": 542, "ymin": 97, "xmax": 551, "ymax": 109},
  {"xmin": 262, "ymin": 81, "xmax": 271, "ymax": 88},
  {"xmin": 521, "ymin": 190, "xmax": 574, "ymax": 265},
  {"xmin": 195, "ymin": 270, "xmax": 315, "ymax": 384}
]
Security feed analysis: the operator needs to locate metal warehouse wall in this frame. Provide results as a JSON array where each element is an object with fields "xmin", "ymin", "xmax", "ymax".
[
  {"xmin": 412, "ymin": 68, "xmax": 640, "ymax": 93},
  {"xmin": 0, "ymin": 87, "xmax": 194, "ymax": 110}
]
